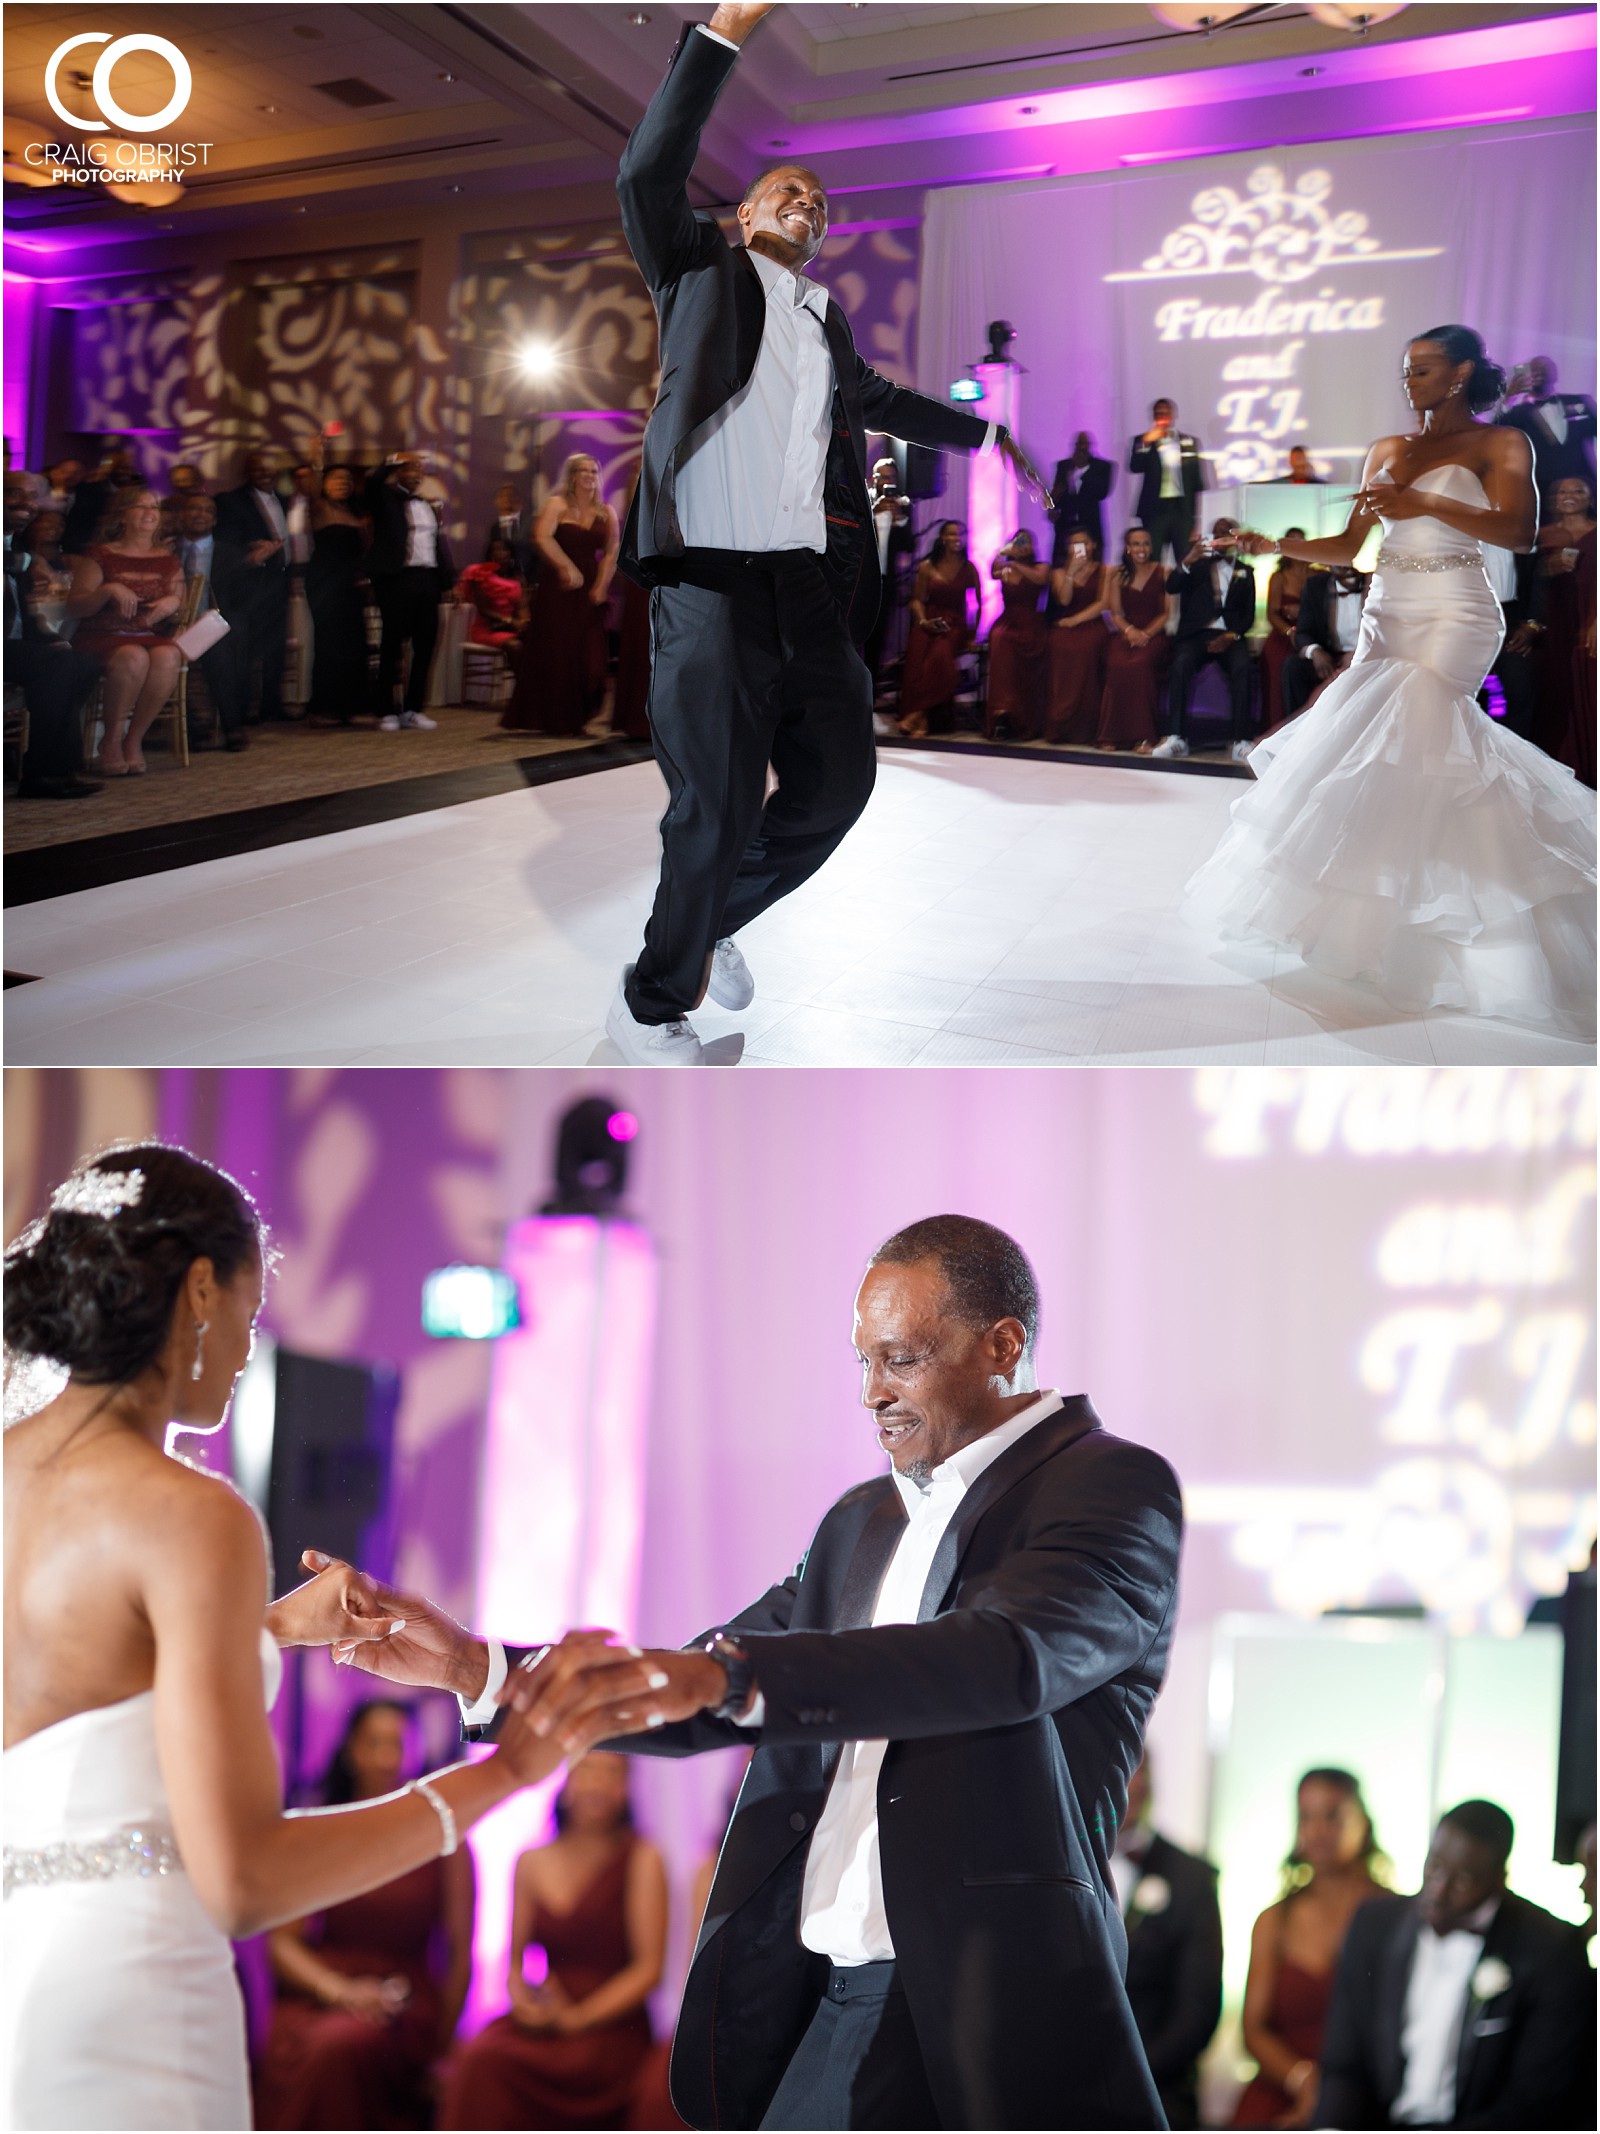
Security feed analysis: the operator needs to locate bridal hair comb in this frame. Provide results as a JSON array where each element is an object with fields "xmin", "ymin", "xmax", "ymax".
[{"xmin": 50, "ymin": 1167, "xmax": 146, "ymax": 1221}]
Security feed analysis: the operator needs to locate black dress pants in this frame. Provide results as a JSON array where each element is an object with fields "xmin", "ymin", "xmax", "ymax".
[
  {"xmin": 10, "ymin": 640, "xmax": 98, "ymax": 782},
  {"xmin": 374, "ymin": 569, "xmax": 440, "ymax": 715},
  {"xmin": 760, "ymin": 1963, "xmax": 940, "ymax": 2132},
  {"xmin": 626, "ymin": 549, "xmax": 875, "ymax": 1025},
  {"xmin": 1141, "ymin": 501, "xmax": 1194, "ymax": 568},
  {"xmin": 1166, "ymin": 632, "xmax": 1253, "ymax": 742},
  {"xmin": 227, "ymin": 568, "xmax": 288, "ymax": 720}
]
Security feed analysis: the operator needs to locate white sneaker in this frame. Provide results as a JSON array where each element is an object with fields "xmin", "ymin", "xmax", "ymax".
[
  {"xmin": 379, "ymin": 713, "xmax": 400, "ymax": 731},
  {"xmin": 605, "ymin": 970, "xmax": 705, "ymax": 1064},
  {"xmin": 1230, "ymin": 739, "xmax": 1255, "ymax": 762},
  {"xmin": 1150, "ymin": 735, "xmax": 1190, "ymax": 759},
  {"xmin": 707, "ymin": 938, "xmax": 755, "ymax": 1011},
  {"xmin": 399, "ymin": 710, "xmax": 437, "ymax": 730}
]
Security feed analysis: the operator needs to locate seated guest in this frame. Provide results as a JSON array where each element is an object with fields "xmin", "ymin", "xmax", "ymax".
[
  {"xmin": 1045, "ymin": 528, "xmax": 1110, "ymax": 745},
  {"xmin": 254, "ymin": 1700, "xmax": 476, "ymax": 2132},
  {"xmin": 1259, "ymin": 532, "xmax": 1309, "ymax": 733},
  {"xmin": 1529, "ymin": 476, "xmax": 1596, "ymax": 780},
  {"xmin": 1114, "ymin": 1753, "xmax": 1223, "ymax": 2131},
  {"xmin": 1233, "ymin": 1767, "xmax": 1387, "ymax": 2128},
  {"xmin": 177, "ymin": 493, "xmax": 248, "ymax": 750},
  {"xmin": 502, "ymin": 455, "xmax": 616, "ymax": 737},
  {"xmin": 7, "ymin": 507, "xmax": 101, "ymax": 798},
  {"xmin": 1050, "ymin": 430, "xmax": 1114, "ymax": 565},
  {"xmin": 66, "ymin": 484, "xmax": 184, "ymax": 775},
  {"xmin": 1152, "ymin": 519, "xmax": 1256, "ymax": 761},
  {"xmin": 1317, "ymin": 1799, "xmax": 1593, "ymax": 2131},
  {"xmin": 439, "ymin": 1752, "xmax": 667, "ymax": 2132},
  {"xmin": 1281, "ymin": 565, "xmax": 1368, "ymax": 727},
  {"xmin": 214, "ymin": 450, "xmax": 291, "ymax": 724},
  {"xmin": 487, "ymin": 480, "xmax": 535, "ymax": 580},
  {"xmin": 1280, "ymin": 447, "xmax": 1325, "ymax": 486},
  {"xmin": 304, "ymin": 465, "xmax": 372, "ymax": 729},
  {"xmin": 984, "ymin": 529, "xmax": 1049, "ymax": 740},
  {"xmin": 897, "ymin": 520, "xmax": 980, "ymax": 738},
  {"xmin": 459, "ymin": 534, "xmax": 525, "ymax": 647},
  {"xmin": 1100, "ymin": 525, "xmax": 1169, "ymax": 753}
]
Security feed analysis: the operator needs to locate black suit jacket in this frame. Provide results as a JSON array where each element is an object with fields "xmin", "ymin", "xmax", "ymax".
[
  {"xmin": 213, "ymin": 483, "xmax": 290, "ymax": 612},
  {"xmin": 1500, "ymin": 397, "xmax": 1597, "ymax": 493},
  {"xmin": 616, "ymin": 28, "xmax": 993, "ymax": 642},
  {"xmin": 1316, "ymin": 1890, "xmax": 1593, "ymax": 2130},
  {"xmin": 363, "ymin": 465, "xmax": 455, "ymax": 585},
  {"xmin": 483, "ymin": 512, "xmax": 533, "ymax": 579},
  {"xmin": 1129, "ymin": 433, "xmax": 1207, "ymax": 522},
  {"xmin": 500, "ymin": 1397, "xmax": 1182, "ymax": 2129},
  {"xmin": 1122, "ymin": 1834, "xmax": 1224, "ymax": 2127},
  {"xmin": 1167, "ymin": 555, "xmax": 1255, "ymax": 640},
  {"xmin": 1050, "ymin": 454, "xmax": 1114, "ymax": 561}
]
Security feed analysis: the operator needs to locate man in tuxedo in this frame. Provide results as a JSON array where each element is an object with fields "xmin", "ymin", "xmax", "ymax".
[
  {"xmin": 6, "ymin": 487, "xmax": 101, "ymax": 798},
  {"xmin": 1051, "ymin": 429, "xmax": 1114, "ymax": 565},
  {"xmin": 365, "ymin": 453, "xmax": 453, "ymax": 731},
  {"xmin": 1152, "ymin": 520, "xmax": 1256, "ymax": 760},
  {"xmin": 317, "ymin": 1214, "xmax": 1183, "ymax": 2130},
  {"xmin": 863, "ymin": 455, "xmax": 913, "ymax": 701},
  {"xmin": 1130, "ymin": 401, "xmax": 1206, "ymax": 566},
  {"xmin": 484, "ymin": 480, "xmax": 534, "ymax": 580},
  {"xmin": 213, "ymin": 451, "xmax": 291, "ymax": 722},
  {"xmin": 1316, "ymin": 1798, "xmax": 1592, "ymax": 2130},
  {"xmin": 176, "ymin": 494, "xmax": 247, "ymax": 751},
  {"xmin": 1500, "ymin": 357, "xmax": 1596, "ymax": 501},
  {"xmin": 1282, "ymin": 564, "xmax": 1367, "ymax": 725},
  {"xmin": 1279, "ymin": 446, "xmax": 1326, "ymax": 486},
  {"xmin": 1114, "ymin": 1755, "xmax": 1224, "ymax": 2131},
  {"xmin": 607, "ymin": 0, "xmax": 1049, "ymax": 1064}
]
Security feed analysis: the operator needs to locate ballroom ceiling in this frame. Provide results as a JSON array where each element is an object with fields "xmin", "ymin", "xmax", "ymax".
[{"xmin": 3, "ymin": 0, "xmax": 1593, "ymax": 255}]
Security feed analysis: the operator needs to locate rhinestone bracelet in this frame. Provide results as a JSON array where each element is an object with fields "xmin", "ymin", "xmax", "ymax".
[
  {"xmin": 1374, "ymin": 547, "xmax": 1483, "ymax": 573},
  {"xmin": 409, "ymin": 1776, "xmax": 459, "ymax": 1857},
  {"xmin": 4, "ymin": 1824, "xmax": 181, "ymax": 1900}
]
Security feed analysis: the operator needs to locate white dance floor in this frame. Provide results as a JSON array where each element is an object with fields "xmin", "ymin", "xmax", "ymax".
[{"xmin": 5, "ymin": 754, "xmax": 1592, "ymax": 1067}]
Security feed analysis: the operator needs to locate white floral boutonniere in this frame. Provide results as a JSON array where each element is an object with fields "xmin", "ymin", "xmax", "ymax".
[
  {"xmin": 1131, "ymin": 1873, "xmax": 1171, "ymax": 1916},
  {"xmin": 1471, "ymin": 1956, "xmax": 1511, "ymax": 2002}
]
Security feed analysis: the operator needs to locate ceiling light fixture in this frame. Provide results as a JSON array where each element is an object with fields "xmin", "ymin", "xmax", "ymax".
[
  {"xmin": 1306, "ymin": 2, "xmax": 1406, "ymax": 28},
  {"xmin": 518, "ymin": 339, "xmax": 559, "ymax": 381},
  {"xmin": 439, "ymin": 71, "xmax": 458, "ymax": 82},
  {"xmin": 627, "ymin": 11, "xmax": 651, "ymax": 23},
  {"xmin": 1148, "ymin": 4, "xmax": 1255, "ymax": 32},
  {"xmin": 1299, "ymin": 64, "xmax": 1325, "ymax": 74},
  {"xmin": 1019, "ymin": 105, "xmax": 1038, "ymax": 115},
  {"xmin": 445, "ymin": 183, "xmax": 463, "ymax": 193},
  {"xmin": 769, "ymin": 138, "xmax": 789, "ymax": 147}
]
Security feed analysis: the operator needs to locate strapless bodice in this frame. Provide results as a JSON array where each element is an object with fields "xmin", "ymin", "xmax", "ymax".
[{"xmin": 1372, "ymin": 461, "xmax": 1489, "ymax": 567}]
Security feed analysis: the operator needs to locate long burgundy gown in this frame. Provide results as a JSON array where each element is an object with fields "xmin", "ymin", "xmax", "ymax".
[
  {"xmin": 1046, "ymin": 571, "xmax": 1108, "ymax": 744},
  {"xmin": 439, "ymin": 1843, "xmax": 652, "ymax": 2131},
  {"xmin": 1099, "ymin": 567, "xmax": 1169, "ymax": 749},
  {"xmin": 899, "ymin": 566, "xmax": 978, "ymax": 732},
  {"xmin": 503, "ymin": 520, "xmax": 608, "ymax": 735},
  {"xmin": 984, "ymin": 577, "xmax": 1048, "ymax": 739},
  {"xmin": 254, "ymin": 1858, "xmax": 447, "ymax": 2131},
  {"xmin": 1258, "ymin": 571, "xmax": 1303, "ymax": 735},
  {"xmin": 1230, "ymin": 1958, "xmax": 1335, "ymax": 2128}
]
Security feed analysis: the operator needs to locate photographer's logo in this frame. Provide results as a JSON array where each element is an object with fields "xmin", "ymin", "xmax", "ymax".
[{"xmin": 31, "ymin": 30, "xmax": 210, "ymax": 192}]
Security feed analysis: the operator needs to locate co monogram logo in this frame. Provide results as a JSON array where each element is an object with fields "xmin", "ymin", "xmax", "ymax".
[{"xmin": 44, "ymin": 32, "xmax": 192, "ymax": 134}]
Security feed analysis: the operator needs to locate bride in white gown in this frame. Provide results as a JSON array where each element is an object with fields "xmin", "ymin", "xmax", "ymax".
[
  {"xmin": 1184, "ymin": 324, "xmax": 1596, "ymax": 1037},
  {"xmin": 3, "ymin": 1145, "xmax": 661, "ymax": 2131}
]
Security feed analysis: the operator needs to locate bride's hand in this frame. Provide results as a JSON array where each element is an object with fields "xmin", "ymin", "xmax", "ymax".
[
  {"xmin": 1232, "ymin": 530, "xmax": 1276, "ymax": 556},
  {"xmin": 1352, "ymin": 483, "xmax": 1419, "ymax": 520},
  {"xmin": 265, "ymin": 1554, "xmax": 405, "ymax": 1651}
]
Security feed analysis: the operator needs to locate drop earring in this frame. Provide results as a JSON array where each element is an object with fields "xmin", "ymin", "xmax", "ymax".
[
  {"xmin": 191, "ymin": 1321, "xmax": 209, "ymax": 1382},
  {"xmin": 1449, "ymin": 381, "xmax": 1464, "ymax": 397}
]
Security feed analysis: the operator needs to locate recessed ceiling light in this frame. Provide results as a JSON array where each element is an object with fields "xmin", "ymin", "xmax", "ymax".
[
  {"xmin": 445, "ymin": 183, "xmax": 463, "ymax": 193},
  {"xmin": 1299, "ymin": 63, "xmax": 1325, "ymax": 74},
  {"xmin": 628, "ymin": 10, "xmax": 651, "ymax": 23},
  {"xmin": 259, "ymin": 104, "xmax": 278, "ymax": 113},
  {"xmin": 769, "ymin": 138, "xmax": 789, "ymax": 147},
  {"xmin": 439, "ymin": 70, "xmax": 458, "ymax": 81},
  {"xmin": 1019, "ymin": 105, "xmax": 1038, "ymax": 114}
]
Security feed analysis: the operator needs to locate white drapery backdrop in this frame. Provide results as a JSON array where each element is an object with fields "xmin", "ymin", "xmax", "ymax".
[{"xmin": 917, "ymin": 116, "xmax": 1596, "ymax": 564}]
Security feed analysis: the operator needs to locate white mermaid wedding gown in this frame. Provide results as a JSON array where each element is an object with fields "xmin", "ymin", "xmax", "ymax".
[
  {"xmin": 1184, "ymin": 463, "xmax": 1597, "ymax": 1035},
  {"xmin": 3, "ymin": 1631, "xmax": 281, "ymax": 2131}
]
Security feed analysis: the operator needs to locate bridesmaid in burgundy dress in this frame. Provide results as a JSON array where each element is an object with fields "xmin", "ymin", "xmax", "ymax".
[
  {"xmin": 898, "ymin": 521, "xmax": 981, "ymax": 737},
  {"xmin": 984, "ymin": 531, "xmax": 1049, "ymax": 739},
  {"xmin": 1232, "ymin": 1769, "xmax": 1388, "ymax": 2129},
  {"xmin": 1258, "ymin": 534, "xmax": 1308, "ymax": 738},
  {"xmin": 255, "ymin": 1701, "xmax": 476, "ymax": 2131},
  {"xmin": 66, "ymin": 486, "xmax": 185, "ymax": 773},
  {"xmin": 440, "ymin": 1753, "xmax": 667, "ymax": 2131},
  {"xmin": 1100, "ymin": 528, "xmax": 1170, "ymax": 752},
  {"xmin": 1531, "ymin": 477, "xmax": 1596, "ymax": 778},
  {"xmin": 1045, "ymin": 530, "xmax": 1110, "ymax": 745},
  {"xmin": 503, "ymin": 456, "xmax": 618, "ymax": 735}
]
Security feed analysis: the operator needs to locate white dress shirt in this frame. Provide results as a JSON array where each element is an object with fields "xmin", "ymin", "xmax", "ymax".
[
  {"xmin": 1537, "ymin": 397, "xmax": 1569, "ymax": 446},
  {"xmin": 403, "ymin": 493, "xmax": 438, "ymax": 570},
  {"xmin": 797, "ymin": 1388, "xmax": 1065, "ymax": 1967},
  {"xmin": 251, "ymin": 487, "xmax": 287, "ymax": 543},
  {"xmin": 286, "ymin": 493, "xmax": 313, "ymax": 565},
  {"xmin": 1332, "ymin": 581, "xmax": 1365, "ymax": 653},
  {"xmin": 1393, "ymin": 1898, "xmax": 1499, "ymax": 2125},
  {"xmin": 1158, "ymin": 434, "xmax": 1185, "ymax": 498}
]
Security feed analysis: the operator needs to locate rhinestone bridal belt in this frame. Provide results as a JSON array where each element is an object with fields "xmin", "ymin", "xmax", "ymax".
[
  {"xmin": 1374, "ymin": 547, "xmax": 1483, "ymax": 573},
  {"xmin": 4, "ymin": 1824, "xmax": 182, "ymax": 1899}
]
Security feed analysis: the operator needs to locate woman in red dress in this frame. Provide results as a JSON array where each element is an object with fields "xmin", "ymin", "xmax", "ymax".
[
  {"xmin": 503, "ymin": 456, "xmax": 619, "ymax": 736},
  {"xmin": 1258, "ymin": 532, "xmax": 1308, "ymax": 736},
  {"xmin": 898, "ymin": 521, "xmax": 980, "ymax": 738},
  {"xmin": 459, "ymin": 535, "xmax": 526, "ymax": 649},
  {"xmin": 1045, "ymin": 530, "xmax": 1110, "ymax": 745},
  {"xmin": 984, "ymin": 530, "xmax": 1049, "ymax": 740},
  {"xmin": 255, "ymin": 1700, "xmax": 477, "ymax": 2131},
  {"xmin": 1232, "ymin": 1769, "xmax": 1388, "ymax": 2129},
  {"xmin": 66, "ymin": 486, "xmax": 185, "ymax": 774},
  {"xmin": 440, "ymin": 1753, "xmax": 667, "ymax": 2131},
  {"xmin": 1100, "ymin": 527, "xmax": 1170, "ymax": 752}
]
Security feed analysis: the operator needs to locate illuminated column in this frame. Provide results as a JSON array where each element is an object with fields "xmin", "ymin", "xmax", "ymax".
[
  {"xmin": 969, "ymin": 360, "xmax": 1020, "ymax": 634},
  {"xmin": 467, "ymin": 1214, "xmax": 659, "ymax": 2026}
]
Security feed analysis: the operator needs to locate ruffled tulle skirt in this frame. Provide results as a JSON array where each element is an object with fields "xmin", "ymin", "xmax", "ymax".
[{"xmin": 1183, "ymin": 652, "xmax": 1597, "ymax": 1035}]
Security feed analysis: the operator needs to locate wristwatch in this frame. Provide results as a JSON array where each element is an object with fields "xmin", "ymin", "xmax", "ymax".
[{"xmin": 700, "ymin": 1632, "xmax": 756, "ymax": 1721}]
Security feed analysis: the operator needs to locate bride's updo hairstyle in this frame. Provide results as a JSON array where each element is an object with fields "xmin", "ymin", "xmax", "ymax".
[
  {"xmin": 1415, "ymin": 324, "xmax": 1508, "ymax": 413},
  {"xmin": 4, "ymin": 1144, "xmax": 264, "ymax": 1390}
]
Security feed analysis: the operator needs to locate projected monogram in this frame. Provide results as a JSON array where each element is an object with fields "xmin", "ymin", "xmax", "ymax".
[{"xmin": 1112, "ymin": 165, "xmax": 1437, "ymax": 287}]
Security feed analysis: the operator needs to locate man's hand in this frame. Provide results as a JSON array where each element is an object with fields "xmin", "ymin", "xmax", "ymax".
[
  {"xmin": 498, "ymin": 1630, "xmax": 728, "ymax": 1742},
  {"xmin": 707, "ymin": 1, "xmax": 775, "ymax": 45},
  {"xmin": 301, "ymin": 1551, "xmax": 490, "ymax": 1699},
  {"xmin": 1309, "ymin": 647, "xmax": 1335, "ymax": 681},
  {"xmin": 998, "ymin": 435, "xmax": 1052, "ymax": 514},
  {"xmin": 1207, "ymin": 631, "xmax": 1236, "ymax": 650},
  {"xmin": 245, "ymin": 539, "xmax": 280, "ymax": 566}
]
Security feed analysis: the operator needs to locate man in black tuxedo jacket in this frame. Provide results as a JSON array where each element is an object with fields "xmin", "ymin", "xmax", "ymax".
[
  {"xmin": 1051, "ymin": 430, "xmax": 1115, "ymax": 565},
  {"xmin": 1316, "ymin": 1799, "xmax": 1592, "ymax": 2131},
  {"xmin": 1499, "ymin": 357, "xmax": 1597, "ymax": 501},
  {"xmin": 606, "ymin": 0, "xmax": 1048, "ymax": 1064},
  {"xmin": 1115, "ymin": 1755, "xmax": 1224, "ymax": 2130},
  {"xmin": 365, "ymin": 453, "xmax": 454, "ymax": 731},
  {"xmin": 320, "ymin": 1215, "xmax": 1183, "ymax": 2130},
  {"xmin": 1282, "ymin": 564, "xmax": 1368, "ymax": 725},
  {"xmin": 1152, "ymin": 520, "xmax": 1256, "ymax": 759},
  {"xmin": 1130, "ymin": 401, "xmax": 1207, "ymax": 566},
  {"xmin": 484, "ymin": 481, "xmax": 534, "ymax": 581},
  {"xmin": 213, "ymin": 451, "xmax": 291, "ymax": 722}
]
